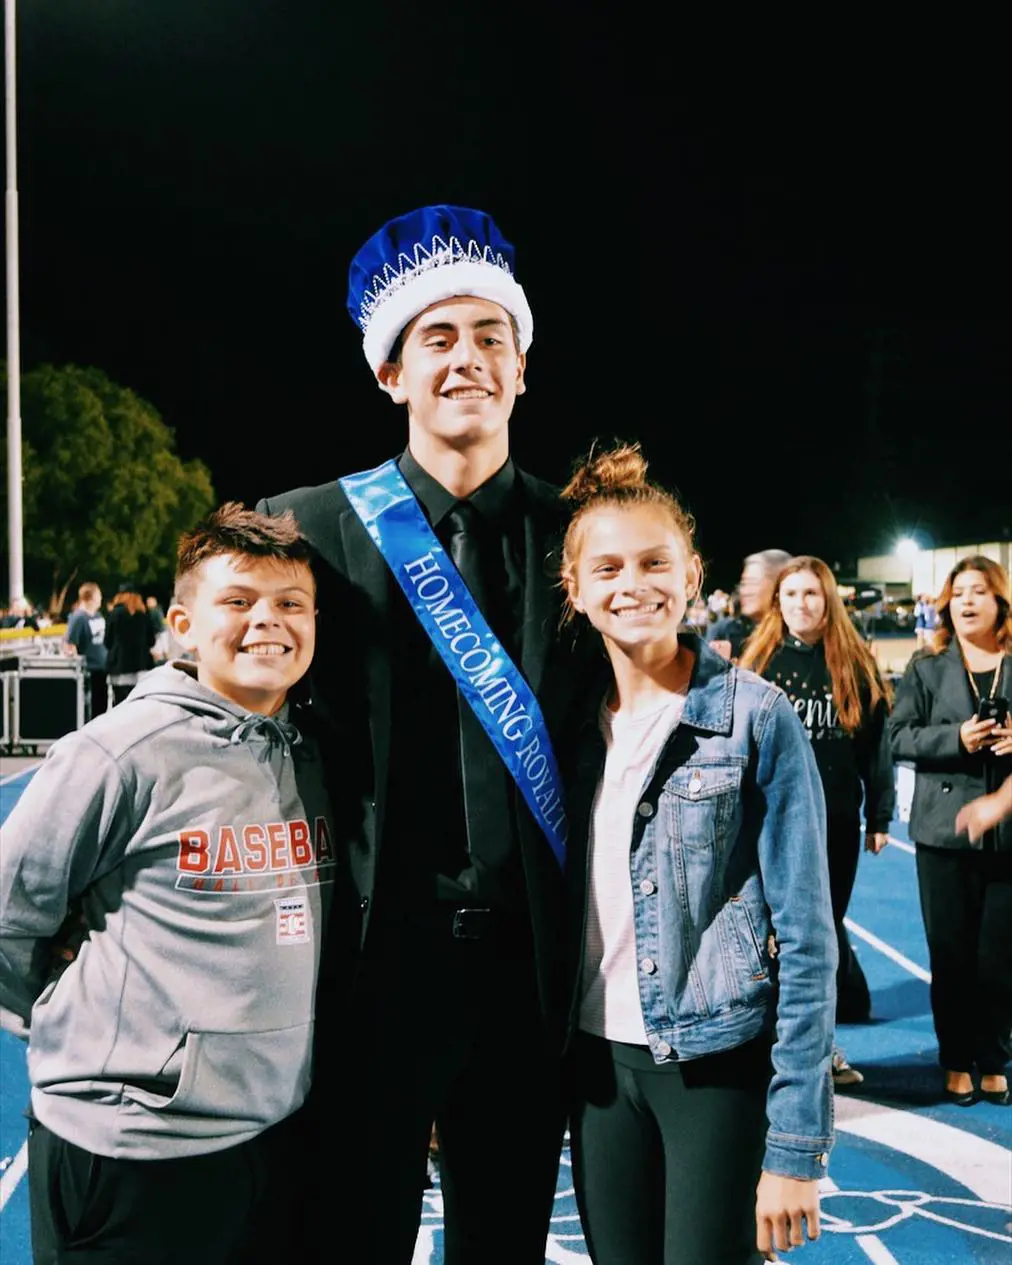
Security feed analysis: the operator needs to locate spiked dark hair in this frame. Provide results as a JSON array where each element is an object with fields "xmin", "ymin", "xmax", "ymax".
[{"xmin": 174, "ymin": 503, "xmax": 314, "ymax": 602}]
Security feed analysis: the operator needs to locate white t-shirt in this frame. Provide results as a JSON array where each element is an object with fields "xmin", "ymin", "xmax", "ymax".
[{"xmin": 579, "ymin": 690, "xmax": 686, "ymax": 1043}]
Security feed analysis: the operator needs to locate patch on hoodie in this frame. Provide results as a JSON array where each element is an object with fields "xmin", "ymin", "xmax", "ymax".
[{"xmin": 274, "ymin": 894, "xmax": 311, "ymax": 944}]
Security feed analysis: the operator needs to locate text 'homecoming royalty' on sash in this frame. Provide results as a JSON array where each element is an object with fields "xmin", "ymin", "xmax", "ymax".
[{"xmin": 340, "ymin": 459, "xmax": 567, "ymax": 869}]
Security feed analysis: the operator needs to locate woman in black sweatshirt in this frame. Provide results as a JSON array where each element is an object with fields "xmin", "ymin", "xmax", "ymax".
[
  {"xmin": 741, "ymin": 556, "xmax": 895, "ymax": 1086},
  {"xmin": 105, "ymin": 585, "xmax": 155, "ymax": 705}
]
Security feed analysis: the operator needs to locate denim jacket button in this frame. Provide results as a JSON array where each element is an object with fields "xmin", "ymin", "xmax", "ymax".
[
  {"xmin": 637, "ymin": 801, "xmax": 654, "ymax": 818},
  {"xmin": 656, "ymin": 1040, "xmax": 672, "ymax": 1057},
  {"xmin": 689, "ymin": 774, "xmax": 702, "ymax": 796},
  {"xmin": 639, "ymin": 878, "xmax": 656, "ymax": 895},
  {"xmin": 819, "ymin": 1152, "xmax": 829, "ymax": 1167},
  {"xmin": 640, "ymin": 957, "xmax": 656, "ymax": 974}
]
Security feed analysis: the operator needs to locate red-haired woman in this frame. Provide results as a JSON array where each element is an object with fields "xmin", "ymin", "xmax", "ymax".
[
  {"xmin": 105, "ymin": 584, "xmax": 154, "ymax": 706},
  {"xmin": 888, "ymin": 555, "xmax": 1012, "ymax": 1106},
  {"xmin": 741, "ymin": 556, "xmax": 895, "ymax": 1086}
]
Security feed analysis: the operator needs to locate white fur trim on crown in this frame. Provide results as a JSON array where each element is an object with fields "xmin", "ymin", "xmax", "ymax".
[{"xmin": 361, "ymin": 260, "xmax": 533, "ymax": 372}]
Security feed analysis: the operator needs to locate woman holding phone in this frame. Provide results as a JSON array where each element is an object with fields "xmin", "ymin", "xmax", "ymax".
[{"xmin": 889, "ymin": 554, "xmax": 1012, "ymax": 1106}]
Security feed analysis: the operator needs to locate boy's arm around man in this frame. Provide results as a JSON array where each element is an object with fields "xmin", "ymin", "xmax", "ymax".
[{"xmin": 0, "ymin": 730, "xmax": 129, "ymax": 1022}]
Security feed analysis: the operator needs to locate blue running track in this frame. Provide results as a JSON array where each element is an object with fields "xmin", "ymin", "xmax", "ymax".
[{"xmin": 2, "ymin": 766, "xmax": 1009, "ymax": 1263}]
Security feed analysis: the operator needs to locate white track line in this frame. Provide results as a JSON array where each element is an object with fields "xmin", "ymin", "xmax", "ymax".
[
  {"xmin": 0, "ymin": 762, "xmax": 41, "ymax": 787},
  {"xmin": 0, "ymin": 1140, "xmax": 28, "ymax": 1212},
  {"xmin": 834, "ymin": 1096, "xmax": 1012, "ymax": 1207},
  {"xmin": 844, "ymin": 918, "xmax": 931, "ymax": 983},
  {"xmin": 820, "ymin": 1176, "xmax": 899, "ymax": 1264},
  {"xmin": 854, "ymin": 1236, "xmax": 903, "ymax": 1264}
]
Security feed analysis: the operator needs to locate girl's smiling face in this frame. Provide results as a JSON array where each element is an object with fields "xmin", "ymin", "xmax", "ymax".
[{"xmin": 567, "ymin": 503, "xmax": 700, "ymax": 658}]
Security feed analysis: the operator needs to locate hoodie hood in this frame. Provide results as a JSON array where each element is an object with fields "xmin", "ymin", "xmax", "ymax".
[{"xmin": 125, "ymin": 661, "xmax": 301, "ymax": 755}]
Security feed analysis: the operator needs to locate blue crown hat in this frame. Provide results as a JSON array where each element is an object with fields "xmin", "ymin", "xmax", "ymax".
[{"xmin": 347, "ymin": 204, "xmax": 534, "ymax": 373}]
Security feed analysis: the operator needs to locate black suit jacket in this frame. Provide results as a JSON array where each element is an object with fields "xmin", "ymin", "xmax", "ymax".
[
  {"xmin": 258, "ymin": 462, "xmax": 592, "ymax": 1034},
  {"xmin": 889, "ymin": 642, "xmax": 1011, "ymax": 851}
]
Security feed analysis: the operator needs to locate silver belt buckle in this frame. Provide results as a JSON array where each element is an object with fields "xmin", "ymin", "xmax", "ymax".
[{"xmin": 452, "ymin": 908, "xmax": 493, "ymax": 940}]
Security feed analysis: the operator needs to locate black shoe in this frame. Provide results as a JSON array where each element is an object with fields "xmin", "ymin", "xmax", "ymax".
[
  {"xmin": 942, "ymin": 1087, "xmax": 976, "ymax": 1106},
  {"xmin": 835, "ymin": 998, "xmax": 872, "ymax": 1024},
  {"xmin": 979, "ymin": 1086, "xmax": 1010, "ymax": 1106},
  {"xmin": 836, "ymin": 1008, "xmax": 873, "ymax": 1025}
]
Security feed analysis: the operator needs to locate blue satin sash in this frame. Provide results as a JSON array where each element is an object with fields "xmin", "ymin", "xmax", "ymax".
[{"xmin": 340, "ymin": 459, "xmax": 567, "ymax": 868}]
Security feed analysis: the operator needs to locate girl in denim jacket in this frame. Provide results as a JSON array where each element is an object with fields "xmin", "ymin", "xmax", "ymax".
[{"xmin": 559, "ymin": 443, "xmax": 837, "ymax": 1264}]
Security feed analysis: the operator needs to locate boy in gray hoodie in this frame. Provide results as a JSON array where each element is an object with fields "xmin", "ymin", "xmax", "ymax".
[{"xmin": 0, "ymin": 503, "xmax": 338, "ymax": 1264}]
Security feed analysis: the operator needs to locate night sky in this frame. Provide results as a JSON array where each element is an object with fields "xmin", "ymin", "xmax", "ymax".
[{"xmin": 9, "ymin": 4, "xmax": 1011, "ymax": 590}]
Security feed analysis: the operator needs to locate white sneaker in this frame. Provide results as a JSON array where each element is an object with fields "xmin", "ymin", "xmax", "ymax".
[{"xmin": 832, "ymin": 1048, "xmax": 864, "ymax": 1088}]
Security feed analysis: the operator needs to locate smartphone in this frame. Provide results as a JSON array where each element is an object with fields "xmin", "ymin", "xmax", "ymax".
[{"xmin": 977, "ymin": 696, "xmax": 1009, "ymax": 725}]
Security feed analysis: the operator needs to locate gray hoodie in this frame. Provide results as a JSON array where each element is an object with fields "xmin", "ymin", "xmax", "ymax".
[{"xmin": 0, "ymin": 662, "xmax": 337, "ymax": 1160}]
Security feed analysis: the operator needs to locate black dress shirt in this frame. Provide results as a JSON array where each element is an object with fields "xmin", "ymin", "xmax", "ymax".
[{"xmin": 377, "ymin": 449, "xmax": 528, "ymax": 915}]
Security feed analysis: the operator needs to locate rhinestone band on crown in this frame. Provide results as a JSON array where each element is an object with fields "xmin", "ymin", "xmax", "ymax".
[{"xmin": 358, "ymin": 234, "xmax": 512, "ymax": 330}]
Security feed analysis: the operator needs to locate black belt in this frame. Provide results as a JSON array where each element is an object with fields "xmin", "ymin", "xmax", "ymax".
[{"xmin": 386, "ymin": 903, "xmax": 524, "ymax": 944}]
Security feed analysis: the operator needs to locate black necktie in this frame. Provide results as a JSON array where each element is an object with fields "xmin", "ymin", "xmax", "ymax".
[
  {"xmin": 447, "ymin": 501, "xmax": 488, "ymax": 614},
  {"xmin": 445, "ymin": 501, "xmax": 513, "ymax": 884}
]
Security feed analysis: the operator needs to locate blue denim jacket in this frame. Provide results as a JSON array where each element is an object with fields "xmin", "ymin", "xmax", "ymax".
[{"xmin": 565, "ymin": 634, "xmax": 837, "ymax": 1179}]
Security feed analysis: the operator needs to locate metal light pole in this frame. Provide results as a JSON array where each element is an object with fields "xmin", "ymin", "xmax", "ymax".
[{"xmin": 5, "ymin": 0, "xmax": 24, "ymax": 604}]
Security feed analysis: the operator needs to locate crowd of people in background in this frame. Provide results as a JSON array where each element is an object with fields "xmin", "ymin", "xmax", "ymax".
[
  {"xmin": 1, "ymin": 584, "xmax": 174, "ymax": 715},
  {"xmin": 0, "ymin": 597, "xmax": 49, "ymax": 631}
]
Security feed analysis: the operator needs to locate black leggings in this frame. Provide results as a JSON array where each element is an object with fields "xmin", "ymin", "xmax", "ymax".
[
  {"xmin": 568, "ymin": 1032, "xmax": 771, "ymax": 1264},
  {"xmin": 827, "ymin": 814, "xmax": 871, "ymax": 1022}
]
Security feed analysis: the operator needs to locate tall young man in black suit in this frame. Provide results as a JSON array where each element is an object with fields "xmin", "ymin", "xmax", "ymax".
[{"xmin": 258, "ymin": 205, "xmax": 583, "ymax": 1263}]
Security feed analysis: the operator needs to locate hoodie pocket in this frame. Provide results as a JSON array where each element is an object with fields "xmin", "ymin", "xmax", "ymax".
[{"xmin": 123, "ymin": 1023, "xmax": 313, "ymax": 1127}]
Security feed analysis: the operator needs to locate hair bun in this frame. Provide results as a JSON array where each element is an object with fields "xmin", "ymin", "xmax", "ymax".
[{"xmin": 562, "ymin": 440, "xmax": 649, "ymax": 504}]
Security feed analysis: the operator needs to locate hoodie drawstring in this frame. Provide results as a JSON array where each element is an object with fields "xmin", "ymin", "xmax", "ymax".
[{"xmin": 229, "ymin": 714, "xmax": 303, "ymax": 757}]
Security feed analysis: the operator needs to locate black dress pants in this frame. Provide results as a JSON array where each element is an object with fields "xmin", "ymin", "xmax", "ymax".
[
  {"xmin": 915, "ymin": 842, "xmax": 1012, "ymax": 1074},
  {"xmin": 28, "ymin": 1118, "xmax": 298, "ymax": 1264},
  {"xmin": 827, "ymin": 814, "xmax": 871, "ymax": 1023},
  {"xmin": 331, "ymin": 909, "xmax": 566, "ymax": 1265}
]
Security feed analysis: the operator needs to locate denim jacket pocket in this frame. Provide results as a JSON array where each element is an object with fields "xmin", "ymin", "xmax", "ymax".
[
  {"xmin": 726, "ymin": 893, "xmax": 769, "ymax": 982},
  {"xmin": 662, "ymin": 762, "xmax": 744, "ymax": 852}
]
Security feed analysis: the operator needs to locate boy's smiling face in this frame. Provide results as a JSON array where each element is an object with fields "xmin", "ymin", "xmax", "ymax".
[{"xmin": 168, "ymin": 554, "xmax": 317, "ymax": 715}]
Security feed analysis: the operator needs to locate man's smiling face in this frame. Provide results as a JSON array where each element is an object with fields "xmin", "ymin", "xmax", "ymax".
[
  {"xmin": 378, "ymin": 296, "xmax": 526, "ymax": 459},
  {"xmin": 168, "ymin": 553, "xmax": 317, "ymax": 715}
]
